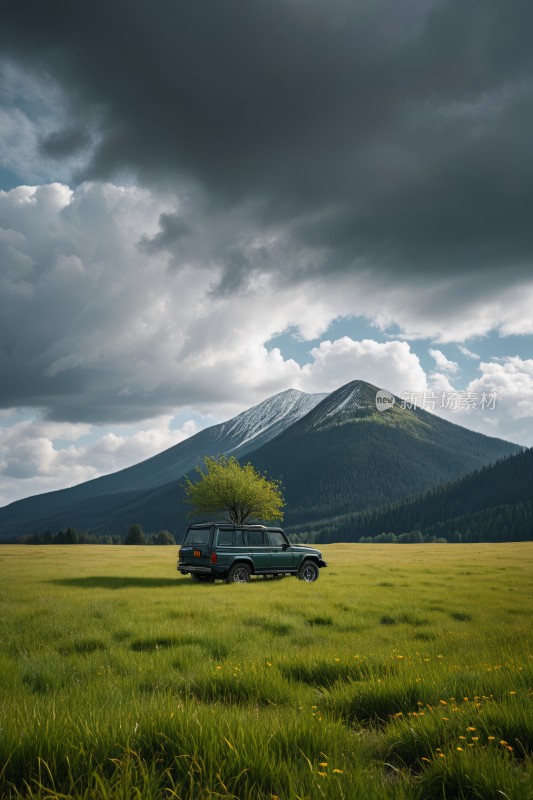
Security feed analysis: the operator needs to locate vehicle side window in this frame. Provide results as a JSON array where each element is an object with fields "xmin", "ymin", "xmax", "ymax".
[
  {"xmin": 246, "ymin": 530, "xmax": 265, "ymax": 547},
  {"xmin": 268, "ymin": 530, "xmax": 287, "ymax": 547},
  {"xmin": 235, "ymin": 529, "xmax": 245, "ymax": 546},
  {"xmin": 217, "ymin": 529, "xmax": 234, "ymax": 546}
]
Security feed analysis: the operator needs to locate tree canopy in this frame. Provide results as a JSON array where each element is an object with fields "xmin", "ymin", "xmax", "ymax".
[
  {"xmin": 124, "ymin": 524, "xmax": 146, "ymax": 544},
  {"xmin": 183, "ymin": 456, "xmax": 284, "ymax": 525}
]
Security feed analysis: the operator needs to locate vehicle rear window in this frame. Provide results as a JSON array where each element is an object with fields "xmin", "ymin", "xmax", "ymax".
[{"xmin": 183, "ymin": 527, "xmax": 211, "ymax": 546}]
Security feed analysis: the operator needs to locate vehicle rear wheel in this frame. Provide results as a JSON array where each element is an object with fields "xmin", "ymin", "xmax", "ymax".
[
  {"xmin": 298, "ymin": 561, "xmax": 319, "ymax": 582},
  {"xmin": 226, "ymin": 563, "xmax": 251, "ymax": 584}
]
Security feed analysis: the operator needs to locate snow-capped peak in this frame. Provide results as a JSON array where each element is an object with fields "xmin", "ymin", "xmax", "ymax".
[{"xmin": 219, "ymin": 388, "xmax": 327, "ymax": 451}]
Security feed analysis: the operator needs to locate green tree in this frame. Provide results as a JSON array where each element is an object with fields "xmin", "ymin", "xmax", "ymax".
[
  {"xmin": 154, "ymin": 530, "xmax": 176, "ymax": 545},
  {"xmin": 124, "ymin": 524, "xmax": 146, "ymax": 545},
  {"xmin": 184, "ymin": 456, "xmax": 284, "ymax": 525}
]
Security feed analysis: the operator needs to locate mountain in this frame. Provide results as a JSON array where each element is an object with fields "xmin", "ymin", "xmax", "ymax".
[
  {"xmin": 0, "ymin": 389, "xmax": 326, "ymax": 541},
  {"xmin": 0, "ymin": 379, "xmax": 522, "ymax": 541},
  {"xmin": 299, "ymin": 446, "xmax": 533, "ymax": 544},
  {"xmin": 247, "ymin": 380, "xmax": 522, "ymax": 527}
]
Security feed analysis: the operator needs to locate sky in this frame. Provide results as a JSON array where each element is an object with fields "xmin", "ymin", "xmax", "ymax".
[{"xmin": 1, "ymin": 0, "xmax": 532, "ymax": 506}]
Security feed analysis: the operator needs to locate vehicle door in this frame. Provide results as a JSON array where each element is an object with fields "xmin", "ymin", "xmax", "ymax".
[
  {"xmin": 179, "ymin": 525, "xmax": 212, "ymax": 568},
  {"xmin": 216, "ymin": 527, "xmax": 248, "ymax": 571},
  {"xmin": 245, "ymin": 529, "xmax": 270, "ymax": 571},
  {"xmin": 267, "ymin": 529, "xmax": 294, "ymax": 570}
]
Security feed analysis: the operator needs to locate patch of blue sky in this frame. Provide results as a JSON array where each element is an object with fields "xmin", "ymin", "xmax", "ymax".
[
  {"xmin": 0, "ymin": 166, "xmax": 24, "ymax": 191},
  {"xmin": 0, "ymin": 408, "xmax": 36, "ymax": 428}
]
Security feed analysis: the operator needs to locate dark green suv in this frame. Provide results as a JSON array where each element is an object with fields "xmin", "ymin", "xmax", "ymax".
[{"xmin": 178, "ymin": 522, "xmax": 327, "ymax": 583}]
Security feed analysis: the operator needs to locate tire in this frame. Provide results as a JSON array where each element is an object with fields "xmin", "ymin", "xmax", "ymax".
[
  {"xmin": 298, "ymin": 560, "xmax": 319, "ymax": 582},
  {"xmin": 226, "ymin": 563, "xmax": 251, "ymax": 584}
]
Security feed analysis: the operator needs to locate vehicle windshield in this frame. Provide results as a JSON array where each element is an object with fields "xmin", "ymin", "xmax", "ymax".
[{"xmin": 183, "ymin": 527, "xmax": 211, "ymax": 546}]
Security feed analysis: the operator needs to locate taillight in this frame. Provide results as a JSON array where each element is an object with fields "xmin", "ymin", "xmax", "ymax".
[{"xmin": 210, "ymin": 552, "xmax": 217, "ymax": 564}]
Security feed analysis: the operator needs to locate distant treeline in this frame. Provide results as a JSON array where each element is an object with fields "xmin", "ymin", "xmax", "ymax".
[{"xmin": 17, "ymin": 524, "xmax": 176, "ymax": 546}]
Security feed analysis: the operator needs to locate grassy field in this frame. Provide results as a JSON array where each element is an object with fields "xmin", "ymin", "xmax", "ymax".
[{"xmin": 0, "ymin": 543, "xmax": 531, "ymax": 799}]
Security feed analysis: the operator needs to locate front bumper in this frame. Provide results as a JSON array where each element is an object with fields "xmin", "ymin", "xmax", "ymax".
[{"xmin": 318, "ymin": 559, "xmax": 328, "ymax": 568}]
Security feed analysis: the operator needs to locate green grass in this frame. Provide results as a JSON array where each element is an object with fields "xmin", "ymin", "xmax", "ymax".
[{"xmin": 0, "ymin": 543, "xmax": 531, "ymax": 799}]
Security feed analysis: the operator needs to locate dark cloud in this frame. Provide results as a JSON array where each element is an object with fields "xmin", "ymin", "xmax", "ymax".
[
  {"xmin": 40, "ymin": 127, "xmax": 91, "ymax": 158},
  {"xmin": 2, "ymin": 0, "xmax": 533, "ymax": 289},
  {"xmin": 139, "ymin": 212, "xmax": 192, "ymax": 253}
]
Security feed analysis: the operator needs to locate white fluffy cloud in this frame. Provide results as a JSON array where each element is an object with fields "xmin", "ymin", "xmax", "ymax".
[
  {"xmin": 299, "ymin": 337, "xmax": 428, "ymax": 396},
  {"xmin": 457, "ymin": 345, "xmax": 480, "ymax": 360},
  {"xmin": 465, "ymin": 357, "xmax": 533, "ymax": 445},
  {"xmin": 401, "ymin": 357, "xmax": 533, "ymax": 447},
  {"xmin": 0, "ymin": 413, "xmax": 200, "ymax": 506},
  {"xmin": 428, "ymin": 349, "xmax": 460, "ymax": 374}
]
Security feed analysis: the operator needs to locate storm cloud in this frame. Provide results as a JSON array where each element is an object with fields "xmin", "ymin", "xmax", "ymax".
[{"xmin": 2, "ymin": 0, "xmax": 533, "ymax": 293}]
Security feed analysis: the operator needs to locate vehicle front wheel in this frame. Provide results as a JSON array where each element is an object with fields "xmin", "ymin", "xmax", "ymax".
[
  {"xmin": 298, "ymin": 561, "xmax": 319, "ymax": 582},
  {"xmin": 226, "ymin": 563, "xmax": 251, "ymax": 584}
]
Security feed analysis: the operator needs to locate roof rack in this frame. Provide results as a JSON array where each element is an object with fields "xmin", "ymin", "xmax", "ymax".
[{"xmin": 187, "ymin": 521, "xmax": 273, "ymax": 529}]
